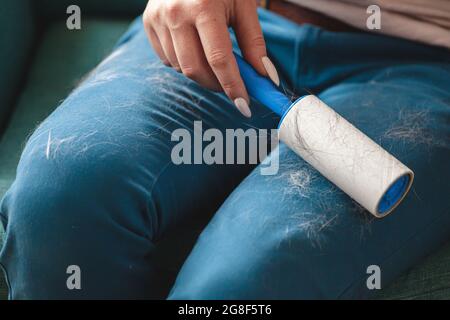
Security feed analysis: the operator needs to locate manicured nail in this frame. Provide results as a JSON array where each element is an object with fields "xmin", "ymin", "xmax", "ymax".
[
  {"xmin": 262, "ymin": 56, "xmax": 280, "ymax": 86},
  {"xmin": 234, "ymin": 98, "xmax": 252, "ymax": 118}
]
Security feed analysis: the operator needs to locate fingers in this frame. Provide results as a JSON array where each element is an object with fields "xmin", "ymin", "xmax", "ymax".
[
  {"xmin": 143, "ymin": 19, "xmax": 169, "ymax": 65},
  {"xmin": 170, "ymin": 25, "xmax": 221, "ymax": 91},
  {"xmin": 143, "ymin": 2, "xmax": 180, "ymax": 70},
  {"xmin": 233, "ymin": 0, "xmax": 280, "ymax": 86},
  {"xmin": 196, "ymin": 14, "xmax": 251, "ymax": 117},
  {"xmin": 142, "ymin": 0, "xmax": 260, "ymax": 117},
  {"xmin": 155, "ymin": 27, "xmax": 181, "ymax": 71}
]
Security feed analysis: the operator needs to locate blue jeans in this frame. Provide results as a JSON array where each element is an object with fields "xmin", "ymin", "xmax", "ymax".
[{"xmin": 1, "ymin": 9, "xmax": 450, "ymax": 299}]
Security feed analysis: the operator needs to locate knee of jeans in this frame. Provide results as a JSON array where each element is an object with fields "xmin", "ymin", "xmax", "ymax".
[{"xmin": 2, "ymin": 129, "xmax": 157, "ymax": 248}]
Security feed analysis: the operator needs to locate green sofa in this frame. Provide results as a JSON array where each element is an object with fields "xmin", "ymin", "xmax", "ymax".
[{"xmin": 1, "ymin": 0, "xmax": 449, "ymax": 300}]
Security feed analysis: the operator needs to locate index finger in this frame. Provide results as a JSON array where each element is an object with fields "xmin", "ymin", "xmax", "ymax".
[{"xmin": 195, "ymin": 15, "xmax": 249, "ymax": 104}]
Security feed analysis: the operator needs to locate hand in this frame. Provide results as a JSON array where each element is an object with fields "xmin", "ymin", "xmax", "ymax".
[{"xmin": 143, "ymin": 0, "xmax": 280, "ymax": 117}]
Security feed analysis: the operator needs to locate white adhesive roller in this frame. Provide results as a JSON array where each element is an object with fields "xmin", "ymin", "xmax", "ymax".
[
  {"xmin": 235, "ymin": 53, "xmax": 414, "ymax": 217},
  {"xmin": 278, "ymin": 95, "xmax": 414, "ymax": 217}
]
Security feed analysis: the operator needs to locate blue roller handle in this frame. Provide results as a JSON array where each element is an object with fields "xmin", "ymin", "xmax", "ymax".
[{"xmin": 234, "ymin": 53, "xmax": 291, "ymax": 116}]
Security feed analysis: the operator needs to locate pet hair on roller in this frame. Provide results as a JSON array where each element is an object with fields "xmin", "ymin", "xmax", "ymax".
[{"xmin": 234, "ymin": 53, "xmax": 414, "ymax": 218}]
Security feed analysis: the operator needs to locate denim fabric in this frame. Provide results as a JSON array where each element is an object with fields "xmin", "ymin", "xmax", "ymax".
[{"xmin": 1, "ymin": 9, "xmax": 450, "ymax": 299}]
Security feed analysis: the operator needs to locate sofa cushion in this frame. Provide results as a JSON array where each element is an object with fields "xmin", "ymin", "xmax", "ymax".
[
  {"xmin": 0, "ymin": 0, "xmax": 36, "ymax": 132},
  {"xmin": 377, "ymin": 242, "xmax": 450, "ymax": 299}
]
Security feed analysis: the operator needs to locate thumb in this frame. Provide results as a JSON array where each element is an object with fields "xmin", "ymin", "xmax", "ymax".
[{"xmin": 232, "ymin": 0, "xmax": 280, "ymax": 86}]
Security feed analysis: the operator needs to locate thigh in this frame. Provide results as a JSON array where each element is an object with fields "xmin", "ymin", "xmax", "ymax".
[{"xmin": 168, "ymin": 61, "xmax": 450, "ymax": 299}]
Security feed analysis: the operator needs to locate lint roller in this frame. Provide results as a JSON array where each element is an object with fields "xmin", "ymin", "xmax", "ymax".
[{"xmin": 234, "ymin": 53, "xmax": 414, "ymax": 218}]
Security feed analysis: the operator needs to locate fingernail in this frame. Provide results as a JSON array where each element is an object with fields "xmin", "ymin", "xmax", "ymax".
[
  {"xmin": 234, "ymin": 98, "xmax": 252, "ymax": 118},
  {"xmin": 262, "ymin": 56, "xmax": 280, "ymax": 86}
]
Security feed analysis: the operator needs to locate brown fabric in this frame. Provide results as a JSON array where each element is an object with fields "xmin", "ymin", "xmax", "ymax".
[{"xmin": 266, "ymin": 0, "xmax": 358, "ymax": 32}]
